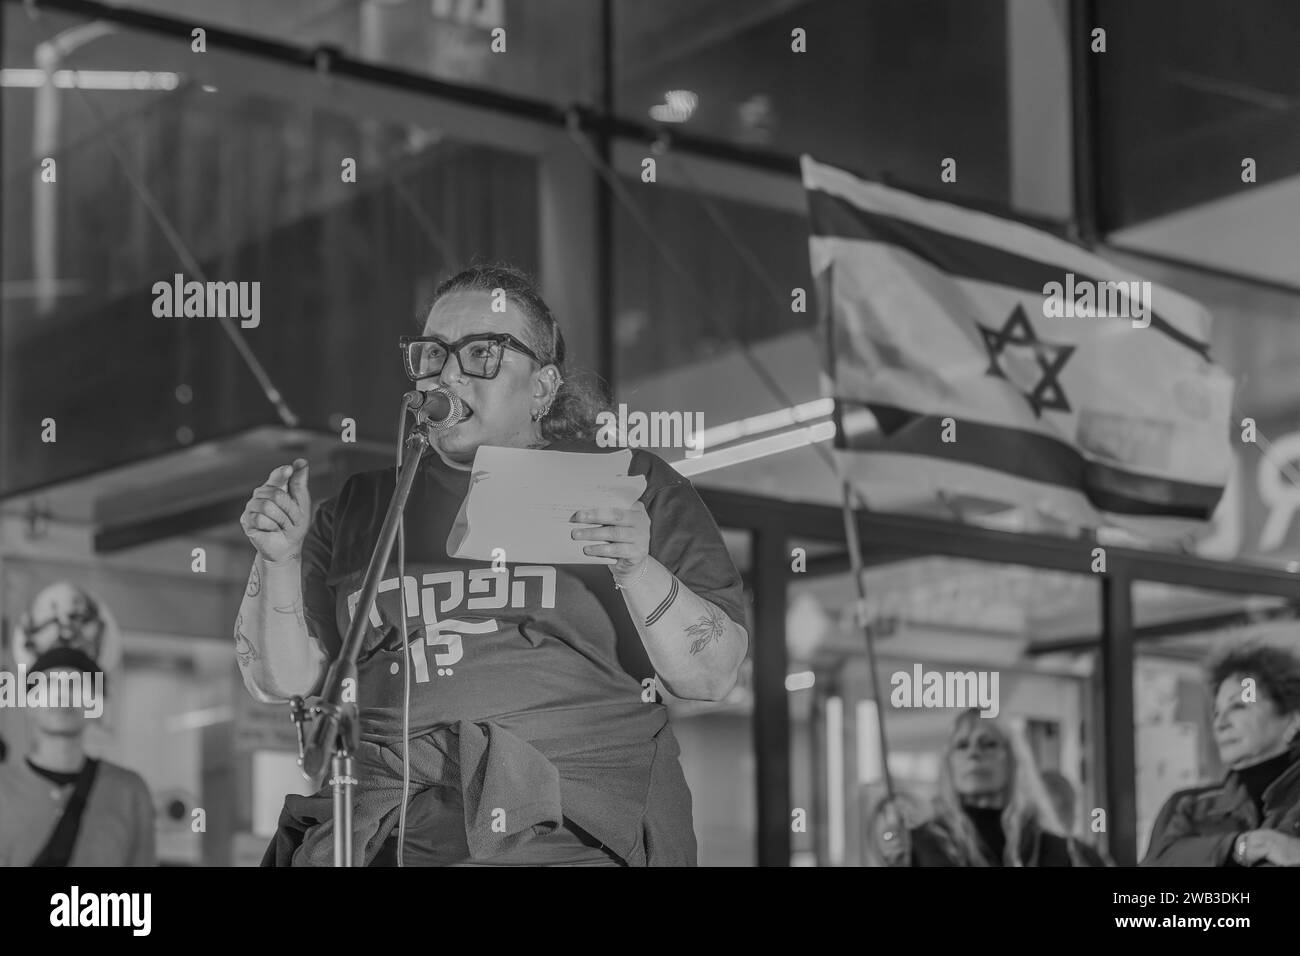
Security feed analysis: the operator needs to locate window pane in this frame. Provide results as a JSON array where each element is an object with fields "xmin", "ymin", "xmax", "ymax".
[
  {"xmin": 1092, "ymin": 0, "xmax": 1300, "ymax": 230},
  {"xmin": 615, "ymin": 0, "xmax": 1011, "ymax": 208},
  {"xmin": 613, "ymin": 173, "xmax": 812, "ymax": 385},
  {"xmin": 103, "ymin": 0, "xmax": 602, "ymax": 106},
  {"xmin": 2, "ymin": 6, "xmax": 538, "ymax": 495}
]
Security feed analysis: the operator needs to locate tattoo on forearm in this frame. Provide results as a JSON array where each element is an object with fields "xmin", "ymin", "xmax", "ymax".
[
  {"xmin": 246, "ymin": 563, "xmax": 262, "ymax": 597},
  {"xmin": 273, "ymin": 600, "xmax": 308, "ymax": 632},
  {"xmin": 645, "ymin": 577, "xmax": 680, "ymax": 627},
  {"xmin": 234, "ymin": 612, "xmax": 259, "ymax": 667},
  {"xmin": 685, "ymin": 605, "xmax": 727, "ymax": 655}
]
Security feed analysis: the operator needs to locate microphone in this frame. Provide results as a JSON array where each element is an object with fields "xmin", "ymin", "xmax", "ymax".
[{"xmin": 403, "ymin": 387, "xmax": 464, "ymax": 429}]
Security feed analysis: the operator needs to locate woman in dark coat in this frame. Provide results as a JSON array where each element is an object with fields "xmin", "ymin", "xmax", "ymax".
[{"xmin": 1143, "ymin": 643, "xmax": 1300, "ymax": 867}]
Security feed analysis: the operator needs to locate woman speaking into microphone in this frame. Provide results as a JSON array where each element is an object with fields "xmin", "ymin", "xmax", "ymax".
[{"xmin": 234, "ymin": 263, "xmax": 748, "ymax": 867}]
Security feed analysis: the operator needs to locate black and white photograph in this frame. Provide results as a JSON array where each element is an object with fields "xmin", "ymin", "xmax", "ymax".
[{"xmin": 0, "ymin": 0, "xmax": 1297, "ymax": 937}]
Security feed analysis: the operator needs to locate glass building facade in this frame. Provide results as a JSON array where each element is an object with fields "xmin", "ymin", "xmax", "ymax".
[{"xmin": 2, "ymin": 0, "xmax": 1300, "ymax": 867}]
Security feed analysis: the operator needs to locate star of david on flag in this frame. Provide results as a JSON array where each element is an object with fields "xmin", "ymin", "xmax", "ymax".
[{"xmin": 801, "ymin": 155, "xmax": 1235, "ymax": 540}]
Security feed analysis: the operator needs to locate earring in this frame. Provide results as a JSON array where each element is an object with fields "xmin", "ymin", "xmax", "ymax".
[{"xmin": 531, "ymin": 375, "xmax": 562, "ymax": 421}]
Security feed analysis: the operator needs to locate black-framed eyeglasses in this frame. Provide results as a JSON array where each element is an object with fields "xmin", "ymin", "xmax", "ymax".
[{"xmin": 399, "ymin": 333, "xmax": 540, "ymax": 381}]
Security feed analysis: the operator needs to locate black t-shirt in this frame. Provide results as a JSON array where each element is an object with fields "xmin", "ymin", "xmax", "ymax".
[
  {"xmin": 26, "ymin": 758, "xmax": 83, "ymax": 788},
  {"xmin": 300, "ymin": 439, "xmax": 746, "ymax": 864},
  {"xmin": 963, "ymin": 804, "xmax": 1006, "ymax": 866},
  {"xmin": 301, "ymin": 438, "xmax": 748, "ymax": 742}
]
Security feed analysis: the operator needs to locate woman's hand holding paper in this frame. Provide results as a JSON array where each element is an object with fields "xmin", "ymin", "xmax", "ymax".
[{"xmin": 570, "ymin": 504, "xmax": 652, "ymax": 582}]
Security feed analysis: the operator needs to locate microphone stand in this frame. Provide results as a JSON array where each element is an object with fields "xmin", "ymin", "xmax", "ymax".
[{"xmin": 291, "ymin": 413, "xmax": 436, "ymax": 867}]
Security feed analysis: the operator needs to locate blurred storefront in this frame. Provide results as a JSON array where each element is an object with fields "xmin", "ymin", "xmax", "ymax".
[{"xmin": 2, "ymin": 0, "xmax": 1300, "ymax": 867}]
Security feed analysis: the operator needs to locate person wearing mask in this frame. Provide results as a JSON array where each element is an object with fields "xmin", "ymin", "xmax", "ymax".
[
  {"xmin": 1143, "ymin": 643, "xmax": 1300, "ymax": 867},
  {"xmin": 0, "ymin": 647, "xmax": 155, "ymax": 867}
]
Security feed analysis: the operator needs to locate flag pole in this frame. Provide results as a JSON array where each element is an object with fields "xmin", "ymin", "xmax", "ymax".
[
  {"xmin": 840, "ymin": 479, "xmax": 894, "ymax": 798},
  {"xmin": 840, "ymin": 479, "xmax": 910, "ymax": 863}
]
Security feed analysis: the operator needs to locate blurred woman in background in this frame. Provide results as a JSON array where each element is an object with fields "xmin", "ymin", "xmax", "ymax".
[{"xmin": 887, "ymin": 708, "xmax": 1104, "ymax": 867}]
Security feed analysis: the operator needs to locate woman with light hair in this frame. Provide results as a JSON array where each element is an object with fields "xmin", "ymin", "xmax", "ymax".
[{"xmin": 885, "ymin": 708, "xmax": 1105, "ymax": 867}]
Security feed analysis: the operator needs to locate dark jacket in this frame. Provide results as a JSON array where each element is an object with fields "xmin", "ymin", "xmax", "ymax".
[
  {"xmin": 900, "ymin": 815, "xmax": 1106, "ymax": 867},
  {"xmin": 1142, "ymin": 744, "xmax": 1300, "ymax": 867}
]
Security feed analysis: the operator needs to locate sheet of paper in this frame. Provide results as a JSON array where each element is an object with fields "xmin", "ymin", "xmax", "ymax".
[{"xmin": 446, "ymin": 446, "xmax": 647, "ymax": 564}]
